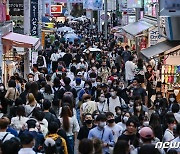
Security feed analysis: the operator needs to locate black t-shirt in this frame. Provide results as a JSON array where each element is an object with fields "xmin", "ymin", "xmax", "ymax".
[
  {"xmin": 44, "ymin": 112, "xmax": 57, "ymax": 124},
  {"xmin": 63, "ymin": 53, "xmax": 73, "ymax": 67},
  {"xmin": 19, "ymin": 90, "xmax": 28, "ymax": 104},
  {"xmin": 59, "ymin": 85, "xmax": 77, "ymax": 99},
  {"xmin": 77, "ymin": 125, "xmax": 95, "ymax": 140},
  {"xmin": 118, "ymin": 133, "xmax": 136, "ymax": 145},
  {"xmin": 132, "ymin": 87, "xmax": 147, "ymax": 103}
]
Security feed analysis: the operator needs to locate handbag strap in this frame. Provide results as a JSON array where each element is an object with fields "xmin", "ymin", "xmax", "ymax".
[
  {"xmin": 1, "ymin": 133, "xmax": 8, "ymax": 142},
  {"xmin": 27, "ymin": 103, "xmax": 37, "ymax": 117}
]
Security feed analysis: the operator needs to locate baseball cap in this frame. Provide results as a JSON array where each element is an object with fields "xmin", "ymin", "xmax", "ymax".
[{"xmin": 139, "ymin": 127, "xmax": 154, "ymax": 139}]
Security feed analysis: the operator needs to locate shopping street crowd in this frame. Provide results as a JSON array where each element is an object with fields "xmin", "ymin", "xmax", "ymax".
[{"xmin": 0, "ymin": 19, "xmax": 179, "ymax": 154}]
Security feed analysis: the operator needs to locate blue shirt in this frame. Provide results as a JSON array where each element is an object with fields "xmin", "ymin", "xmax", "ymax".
[{"xmin": 88, "ymin": 126, "xmax": 114, "ymax": 154}]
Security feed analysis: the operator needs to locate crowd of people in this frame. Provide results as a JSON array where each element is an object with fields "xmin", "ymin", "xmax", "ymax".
[{"xmin": 0, "ymin": 19, "xmax": 179, "ymax": 154}]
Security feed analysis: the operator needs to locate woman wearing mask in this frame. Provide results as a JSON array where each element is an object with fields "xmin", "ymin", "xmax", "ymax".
[
  {"xmin": 59, "ymin": 106, "xmax": 79, "ymax": 154},
  {"xmin": 79, "ymin": 81, "xmax": 93, "ymax": 101},
  {"xmin": 117, "ymin": 112, "xmax": 131, "ymax": 132},
  {"xmin": 133, "ymin": 98, "xmax": 147, "ymax": 125},
  {"xmin": 96, "ymin": 93, "xmax": 109, "ymax": 114},
  {"xmin": 168, "ymin": 93, "xmax": 178, "ymax": 111}
]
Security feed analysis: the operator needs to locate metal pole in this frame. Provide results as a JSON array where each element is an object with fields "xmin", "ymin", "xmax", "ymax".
[
  {"xmin": 104, "ymin": 0, "xmax": 108, "ymax": 39},
  {"xmin": 91, "ymin": 10, "xmax": 93, "ymax": 29},
  {"xmin": 67, "ymin": 0, "xmax": 71, "ymax": 15},
  {"xmin": 135, "ymin": 8, "xmax": 140, "ymax": 54},
  {"xmin": 98, "ymin": 10, "xmax": 100, "ymax": 32}
]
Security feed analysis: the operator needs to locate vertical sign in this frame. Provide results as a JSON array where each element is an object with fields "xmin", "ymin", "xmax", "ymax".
[{"xmin": 30, "ymin": 0, "xmax": 38, "ymax": 36}]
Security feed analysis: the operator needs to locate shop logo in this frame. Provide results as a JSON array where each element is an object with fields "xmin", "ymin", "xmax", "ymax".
[{"xmin": 155, "ymin": 142, "xmax": 180, "ymax": 149}]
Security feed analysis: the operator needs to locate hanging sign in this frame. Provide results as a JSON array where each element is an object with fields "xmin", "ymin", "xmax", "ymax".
[
  {"xmin": 9, "ymin": 0, "xmax": 24, "ymax": 16},
  {"xmin": 30, "ymin": 0, "xmax": 38, "ymax": 36}
]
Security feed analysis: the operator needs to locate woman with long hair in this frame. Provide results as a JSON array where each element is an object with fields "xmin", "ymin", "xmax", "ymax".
[
  {"xmin": 149, "ymin": 113, "xmax": 163, "ymax": 141},
  {"xmin": 10, "ymin": 105, "xmax": 28, "ymax": 133},
  {"xmin": 25, "ymin": 93, "xmax": 40, "ymax": 117},
  {"xmin": 43, "ymin": 84, "xmax": 54, "ymax": 103},
  {"xmin": 59, "ymin": 106, "xmax": 79, "ymax": 154},
  {"xmin": 29, "ymin": 82, "xmax": 44, "ymax": 104}
]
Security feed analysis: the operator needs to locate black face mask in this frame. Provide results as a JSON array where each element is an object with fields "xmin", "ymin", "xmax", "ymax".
[
  {"xmin": 85, "ymin": 120, "xmax": 93, "ymax": 124},
  {"xmin": 107, "ymin": 119, "xmax": 115, "ymax": 124}
]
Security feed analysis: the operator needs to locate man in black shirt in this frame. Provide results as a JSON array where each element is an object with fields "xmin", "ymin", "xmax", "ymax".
[{"xmin": 77, "ymin": 113, "xmax": 95, "ymax": 141}]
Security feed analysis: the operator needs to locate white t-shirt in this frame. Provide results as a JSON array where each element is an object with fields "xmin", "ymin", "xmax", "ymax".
[
  {"xmin": 11, "ymin": 116, "xmax": 29, "ymax": 132},
  {"xmin": 50, "ymin": 53, "xmax": 60, "ymax": 62},
  {"xmin": 108, "ymin": 97, "xmax": 125, "ymax": 115},
  {"xmin": 97, "ymin": 101, "xmax": 109, "ymax": 113},
  {"xmin": 18, "ymin": 148, "xmax": 36, "ymax": 154},
  {"xmin": 125, "ymin": 61, "xmax": 136, "ymax": 81},
  {"xmin": 106, "ymin": 124, "xmax": 123, "ymax": 142},
  {"xmin": 25, "ymin": 103, "xmax": 41, "ymax": 117},
  {"xmin": 0, "ymin": 132, "xmax": 14, "ymax": 142},
  {"xmin": 117, "ymin": 122, "xmax": 126, "ymax": 132},
  {"xmin": 163, "ymin": 129, "xmax": 174, "ymax": 142},
  {"xmin": 59, "ymin": 116, "xmax": 80, "ymax": 136}
]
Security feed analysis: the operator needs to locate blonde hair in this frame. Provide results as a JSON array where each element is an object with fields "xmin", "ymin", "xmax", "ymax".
[{"xmin": 27, "ymin": 93, "xmax": 36, "ymax": 105}]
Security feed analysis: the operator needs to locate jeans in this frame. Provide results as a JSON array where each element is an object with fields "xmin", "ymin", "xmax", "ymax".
[{"xmin": 67, "ymin": 135, "xmax": 74, "ymax": 154}]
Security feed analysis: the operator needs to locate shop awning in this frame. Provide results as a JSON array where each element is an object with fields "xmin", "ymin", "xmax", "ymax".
[
  {"xmin": 2, "ymin": 32, "xmax": 40, "ymax": 50},
  {"xmin": 121, "ymin": 20, "xmax": 154, "ymax": 37},
  {"xmin": 141, "ymin": 40, "xmax": 180, "ymax": 59}
]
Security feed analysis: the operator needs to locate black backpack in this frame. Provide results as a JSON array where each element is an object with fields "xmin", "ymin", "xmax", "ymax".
[
  {"xmin": 0, "ymin": 133, "xmax": 8, "ymax": 147},
  {"xmin": 52, "ymin": 87, "xmax": 61, "ymax": 106},
  {"xmin": 37, "ymin": 56, "xmax": 44, "ymax": 67},
  {"xmin": 55, "ymin": 137, "xmax": 65, "ymax": 154}
]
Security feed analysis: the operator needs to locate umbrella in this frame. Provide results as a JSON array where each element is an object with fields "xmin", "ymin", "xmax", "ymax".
[
  {"xmin": 68, "ymin": 20, "xmax": 78, "ymax": 24},
  {"xmin": 57, "ymin": 26, "xmax": 74, "ymax": 33},
  {"xmin": 83, "ymin": 48, "xmax": 101, "ymax": 53},
  {"xmin": 42, "ymin": 16, "xmax": 50, "ymax": 23},
  {"xmin": 64, "ymin": 33, "xmax": 79, "ymax": 41}
]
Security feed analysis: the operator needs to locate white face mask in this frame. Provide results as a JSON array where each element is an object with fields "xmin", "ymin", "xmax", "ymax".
[
  {"xmin": 99, "ymin": 121, "xmax": 106, "ymax": 128},
  {"xmin": 169, "ymin": 98, "xmax": 175, "ymax": 102},
  {"xmin": 130, "ymin": 101, "xmax": 134, "ymax": 106},
  {"xmin": 110, "ymin": 92, "xmax": 116, "ymax": 97},
  {"xmin": 143, "ymin": 121, "xmax": 149, "ymax": 127},
  {"xmin": 136, "ymin": 106, "xmax": 141, "ymax": 111},
  {"xmin": 85, "ymin": 85, "xmax": 90, "ymax": 89},
  {"xmin": 107, "ymin": 80, "xmax": 112, "ymax": 85},
  {"xmin": 97, "ymin": 82, "xmax": 101, "ymax": 86},
  {"xmin": 29, "ymin": 78, "xmax": 34, "ymax": 82},
  {"xmin": 91, "ymin": 78, "xmax": 96, "ymax": 82},
  {"xmin": 99, "ymin": 97, "xmax": 105, "ymax": 102},
  {"xmin": 123, "ymin": 116, "xmax": 129, "ymax": 123},
  {"xmin": 80, "ymin": 58, "xmax": 84, "ymax": 62}
]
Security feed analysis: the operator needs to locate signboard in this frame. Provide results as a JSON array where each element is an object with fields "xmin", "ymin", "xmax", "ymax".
[
  {"xmin": 30, "ymin": 0, "xmax": 38, "ymax": 36},
  {"xmin": 160, "ymin": 0, "xmax": 180, "ymax": 16},
  {"xmin": 0, "ymin": 3, "xmax": 6, "ymax": 22},
  {"xmin": 51, "ymin": 5, "xmax": 62, "ymax": 14},
  {"xmin": 9, "ymin": 0, "xmax": 24, "ymax": 16},
  {"xmin": 100, "ymin": 14, "xmax": 109, "ymax": 20},
  {"xmin": 127, "ymin": 0, "xmax": 142, "ymax": 8}
]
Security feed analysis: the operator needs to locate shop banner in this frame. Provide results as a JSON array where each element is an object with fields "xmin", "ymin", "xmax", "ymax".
[
  {"xmin": 9, "ymin": 0, "xmax": 24, "ymax": 16},
  {"xmin": 0, "ymin": 3, "xmax": 6, "ymax": 22},
  {"xmin": 30, "ymin": 0, "xmax": 38, "ymax": 36},
  {"xmin": 127, "ymin": 0, "xmax": 142, "ymax": 8},
  {"xmin": 83, "ymin": 0, "xmax": 102, "ymax": 10}
]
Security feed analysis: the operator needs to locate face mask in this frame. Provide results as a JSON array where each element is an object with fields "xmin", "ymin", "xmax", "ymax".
[
  {"xmin": 134, "ymin": 86, "xmax": 137, "ymax": 89},
  {"xmin": 123, "ymin": 116, "xmax": 129, "ymax": 123},
  {"xmin": 113, "ymin": 84, "xmax": 117, "ymax": 87},
  {"xmin": 107, "ymin": 119, "xmax": 115, "ymax": 124},
  {"xmin": 80, "ymin": 58, "xmax": 84, "ymax": 62},
  {"xmin": 173, "ymin": 124, "xmax": 177, "ymax": 130},
  {"xmin": 85, "ymin": 120, "xmax": 92, "ymax": 124},
  {"xmin": 91, "ymin": 60, "xmax": 95, "ymax": 63},
  {"xmin": 97, "ymin": 82, "xmax": 101, "ymax": 86},
  {"xmin": 110, "ymin": 92, "xmax": 116, "ymax": 97},
  {"xmin": 0, "ymin": 86, "xmax": 4, "ymax": 91},
  {"xmin": 130, "ymin": 101, "xmax": 134, "ymax": 106},
  {"xmin": 99, "ymin": 97, "xmax": 105, "ymax": 102},
  {"xmin": 117, "ymin": 110, "xmax": 121, "ymax": 115},
  {"xmin": 99, "ymin": 121, "xmax": 106, "ymax": 128},
  {"xmin": 169, "ymin": 98, "xmax": 175, "ymax": 102},
  {"xmin": 85, "ymin": 85, "xmax": 90, "ymax": 89},
  {"xmin": 29, "ymin": 78, "xmax": 34, "ymax": 82},
  {"xmin": 136, "ymin": 106, "xmax": 141, "ymax": 111},
  {"xmin": 143, "ymin": 121, "xmax": 149, "ymax": 127},
  {"xmin": 107, "ymin": 80, "xmax": 112, "ymax": 85}
]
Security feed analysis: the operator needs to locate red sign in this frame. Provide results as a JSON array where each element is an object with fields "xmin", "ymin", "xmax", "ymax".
[{"xmin": 51, "ymin": 5, "xmax": 62, "ymax": 14}]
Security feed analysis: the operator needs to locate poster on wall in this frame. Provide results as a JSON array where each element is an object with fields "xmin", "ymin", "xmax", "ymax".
[
  {"xmin": 127, "ymin": 0, "xmax": 142, "ymax": 8},
  {"xmin": 9, "ymin": 0, "xmax": 24, "ymax": 16},
  {"xmin": 30, "ymin": 0, "xmax": 38, "ymax": 36}
]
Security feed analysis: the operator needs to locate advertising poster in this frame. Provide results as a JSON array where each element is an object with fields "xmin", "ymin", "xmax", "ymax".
[
  {"xmin": 83, "ymin": 0, "xmax": 102, "ymax": 10},
  {"xmin": 9, "ymin": 0, "xmax": 24, "ymax": 16},
  {"xmin": 30, "ymin": 0, "xmax": 38, "ymax": 36},
  {"xmin": 127, "ymin": 0, "xmax": 142, "ymax": 8}
]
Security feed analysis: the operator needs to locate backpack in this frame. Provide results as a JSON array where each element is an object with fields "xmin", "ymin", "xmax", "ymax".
[
  {"xmin": 52, "ymin": 87, "xmax": 61, "ymax": 106},
  {"xmin": 0, "ymin": 133, "xmax": 8, "ymax": 146},
  {"xmin": 37, "ymin": 56, "xmax": 44, "ymax": 67},
  {"xmin": 55, "ymin": 137, "xmax": 65, "ymax": 154}
]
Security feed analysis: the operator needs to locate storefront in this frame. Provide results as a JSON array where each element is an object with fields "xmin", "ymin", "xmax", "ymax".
[
  {"xmin": 141, "ymin": 40, "xmax": 180, "ymax": 102},
  {"xmin": 1, "ymin": 32, "xmax": 41, "ymax": 85}
]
